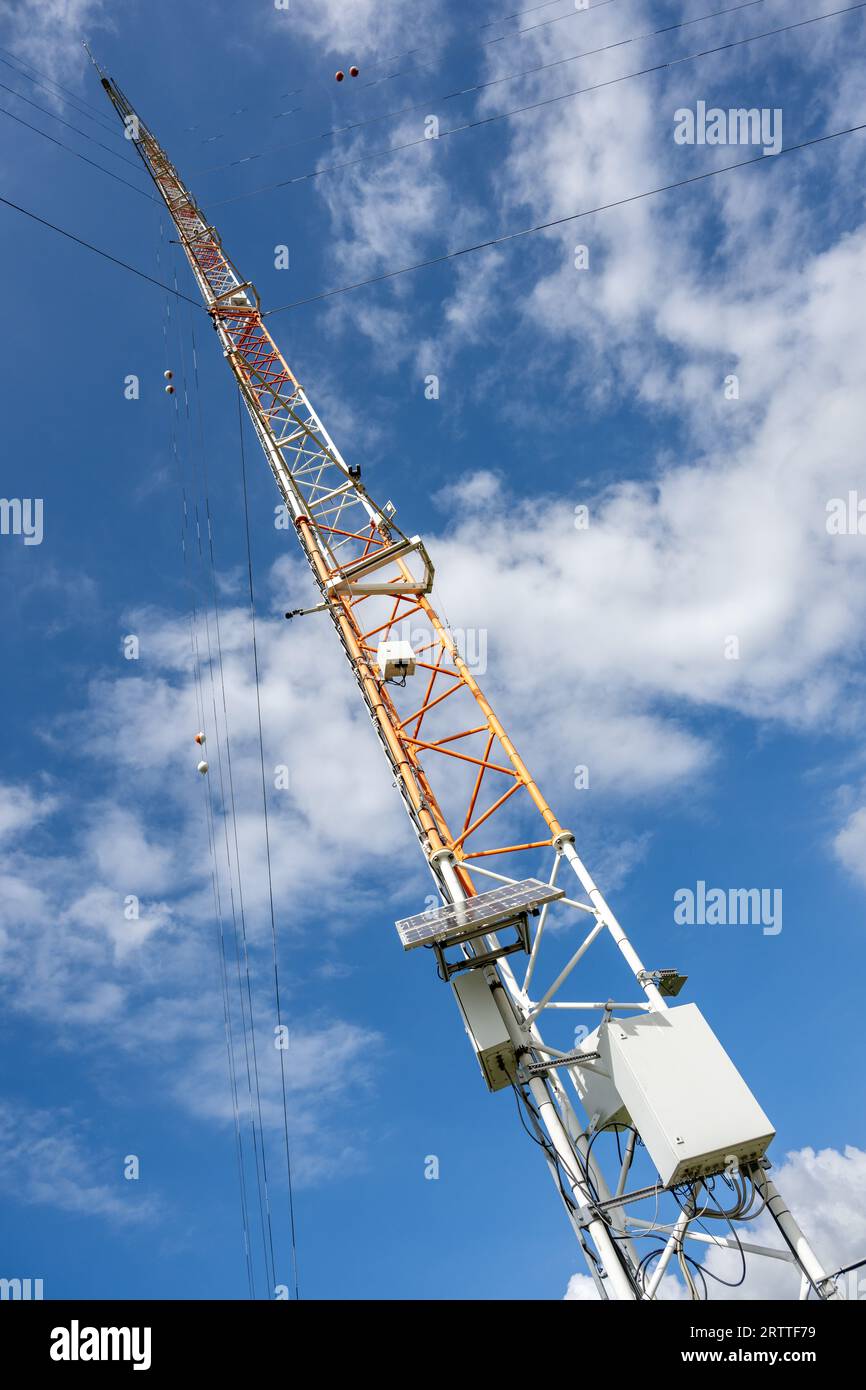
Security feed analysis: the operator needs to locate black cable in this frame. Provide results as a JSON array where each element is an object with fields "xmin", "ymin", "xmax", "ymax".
[
  {"xmin": 500, "ymin": 0, "xmax": 622, "ymax": 41},
  {"xmin": 176, "ymin": 281, "xmax": 280, "ymax": 1299},
  {"xmin": 190, "ymin": 316, "xmax": 280, "ymax": 1296},
  {"xmin": 511, "ymin": 1082, "xmax": 609, "ymax": 1280},
  {"xmin": 264, "ymin": 119, "xmax": 866, "ymax": 315},
  {"xmin": 196, "ymin": 0, "xmax": 773, "ymax": 181},
  {"xmin": 514, "ymin": 1083, "xmax": 645, "ymax": 1297},
  {"xmin": 0, "ymin": 195, "xmax": 205, "ymax": 308},
  {"xmin": 636, "ymin": 1241, "xmax": 708, "ymax": 1300},
  {"xmin": 214, "ymin": 4, "xmax": 866, "ymax": 208},
  {"xmin": 511, "ymin": 1082, "xmax": 581, "ymax": 1212},
  {"xmin": 162, "ymin": 235, "xmax": 257, "ymax": 1299},
  {"xmin": 0, "ymin": 104, "xmax": 154, "ymax": 199},
  {"xmin": 689, "ymin": 1181, "xmax": 749, "ymax": 1288},
  {"xmin": 336, "ymin": 0, "xmax": 626, "ymax": 87},
  {"xmin": 739, "ymin": 1168, "xmax": 770, "ymax": 1220},
  {"xmin": 238, "ymin": 388, "xmax": 302, "ymax": 1302},
  {"xmin": 638, "ymin": 1188, "xmax": 711, "ymax": 1299},
  {"xmin": 672, "ymin": 1180, "xmax": 712, "ymax": 1222},
  {"xmin": 681, "ymin": 1250, "xmax": 710, "ymax": 1300},
  {"xmin": 0, "ymin": 47, "xmax": 122, "ymax": 136},
  {"xmin": 0, "ymin": 77, "xmax": 144, "ymax": 166},
  {"xmin": 750, "ymin": 1169, "xmax": 835, "ymax": 1299},
  {"xmin": 584, "ymin": 1121, "xmax": 636, "ymax": 1202},
  {"xmin": 185, "ymin": 0, "xmax": 625, "ymax": 139},
  {"xmin": 511, "ymin": 1081, "xmax": 564, "ymax": 1153},
  {"xmin": 174, "ymin": 284, "xmax": 276, "ymax": 1298},
  {"xmin": 637, "ymin": 1245, "xmax": 666, "ymax": 1293},
  {"xmin": 482, "ymin": 0, "xmax": 582, "ymax": 27},
  {"xmin": 833, "ymin": 1255, "xmax": 866, "ymax": 1276}
]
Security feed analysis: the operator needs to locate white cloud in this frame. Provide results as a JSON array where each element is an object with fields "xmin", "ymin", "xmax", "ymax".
[
  {"xmin": 175, "ymin": 1017, "xmax": 382, "ymax": 1186},
  {"xmin": 271, "ymin": 0, "xmax": 447, "ymax": 63},
  {"xmin": 0, "ymin": 0, "xmax": 109, "ymax": 88},
  {"xmin": 833, "ymin": 807, "xmax": 866, "ymax": 889},
  {"xmin": 0, "ymin": 574, "xmax": 401, "ymax": 1183},
  {"xmin": 82, "ymin": 805, "xmax": 177, "ymax": 896},
  {"xmin": 696, "ymin": 1146, "xmax": 866, "ymax": 1300},
  {"xmin": 0, "ymin": 781, "xmax": 57, "ymax": 844},
  {"xmin": 563, "ymin": 1271, "xmax": 598, "ymax": 1300},
  {"xmin": 436, "ymin": 470, "xmax": 503, "ymax": 510},
  {"xmin": 298, "ymin": 10, "xmax": 866, "ymax": 822},
  {"xmin": 422, "ymin": 405, "xmax": 866, "ymax": 802},
  {"xmin": 0, "ymin": 1098, "xmax": 160, "ymax": 1225},
  {"xmin": 565, "ymin": 1269, "xmax": 687, "ymax": 1301}
]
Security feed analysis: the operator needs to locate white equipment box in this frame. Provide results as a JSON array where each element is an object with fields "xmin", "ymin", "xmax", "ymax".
[
  {"xmin": 376, "ymin": 640, "xmax": 416, "ymax": 680},
  {"xmin": 574, "ymin": 1003, "xmax": 775, "ymax": 1186},
  {"xmin": 452, "ymin": 971, "xmax": 517, "ymax": 1093}
]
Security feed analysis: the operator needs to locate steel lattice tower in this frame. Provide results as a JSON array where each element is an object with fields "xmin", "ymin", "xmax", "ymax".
[{"xmin": 92, "ymin": 54, "xmax": 844, "ymax": 1301}]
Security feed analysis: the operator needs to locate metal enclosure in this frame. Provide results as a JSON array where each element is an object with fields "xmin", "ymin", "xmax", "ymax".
[
  {"xmin": 579, "ymin": 1004, "xmax": 775, "ymax": 1186},
  {"xmin": 452, "ymin": 971, "xmax": 517, "ymax": 1092},
  {"xmin": 376, "ymin": 640, "xmax": 417, "ymax": 680}
]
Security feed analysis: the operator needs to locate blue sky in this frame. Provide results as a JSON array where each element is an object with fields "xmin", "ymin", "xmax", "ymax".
[{"xmin": 1, "ymin": 0, "xmax": 866, "ymax": 1301}]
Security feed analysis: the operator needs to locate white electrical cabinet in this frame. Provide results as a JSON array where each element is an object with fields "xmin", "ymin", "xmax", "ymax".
[
  {"xmin": 574, "ymin": 1003, "xmax": 775, "ymax": 1186},
  {"xmin": 452, "ymin": 971, "xmax": 517, "ymax": 1093}
]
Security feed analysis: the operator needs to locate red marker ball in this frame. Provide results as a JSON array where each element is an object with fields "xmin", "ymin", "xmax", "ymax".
[
  {"xmin": 335, "ymin": 70, "xmax": 345, "ymax": 82},
  {"xmin": 349, "ymin": 66, "xmax": 359, "ymax": 78}
]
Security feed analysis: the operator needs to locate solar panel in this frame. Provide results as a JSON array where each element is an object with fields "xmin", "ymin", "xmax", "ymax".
[{"xmin": 395, "ymin": 878, "xmax": 565, "ymax": 951}]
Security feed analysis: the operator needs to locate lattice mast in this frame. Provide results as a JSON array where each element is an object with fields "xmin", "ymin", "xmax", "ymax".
[{"xmin": 93, "ymin": 55, "xmax": 841, "ymax": 1301}]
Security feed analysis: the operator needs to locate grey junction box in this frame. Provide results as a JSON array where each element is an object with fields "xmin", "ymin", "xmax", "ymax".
[
  {"xmin": 574, "ymin": 1003, "xmax": 775, "ymax": 1186},
  {"xmin": 451, "ymin": 970, "xmax": 517, "ymax": 1092}
]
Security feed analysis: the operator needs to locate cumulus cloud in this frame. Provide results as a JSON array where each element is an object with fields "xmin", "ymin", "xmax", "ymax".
[
  {"xmin": 299, "ymin": 6, "xmax": 866, "ymax": 829},
  {"xmin": 0, "ymin": 571, "xmax": 403, "ymax": 1184},
  {"xmin": 266, "ymin": 0, "xmax": 448, "ymax": 78},
  {"xmin": 405, "ymin": 4, "xmax": 866, "ymax": 787},
  {"xmin": 0, "ymin": 1098, "xmax": 160, "ymax": 1225},
  {"xmin": 0, "ymin": 0, "xmax": 109, "ymax": 88},
  {"xmin": 697, "ymin": 1145, "xmax": 866, "ymax": 1300},
  {"xmin": 565, "ymin": 1269, "xmax": 687, "ymax": 1301},
  {"xmin": 0, "ymin": 781, "xmax": 58, "ymax": 844},
  {"xmin": 833, "ymin": 807, "xmax": 866, "ymax": 889}
]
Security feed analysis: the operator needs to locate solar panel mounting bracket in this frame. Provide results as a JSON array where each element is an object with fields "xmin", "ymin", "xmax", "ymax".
[{"xmin": 394, "ymin": 878, "xmax": 565, "ymax": 982}]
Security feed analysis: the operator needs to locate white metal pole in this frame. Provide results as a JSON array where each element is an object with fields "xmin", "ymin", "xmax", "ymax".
[
  {"xmin": 754, "ymin": 1169, "xmax": 841, "ymax": 1299},
  {"xmin": 559, "ymin": 838, "xmax": 667, "ymax": 1011},
  {"xmin": 525, "ymin": 921, "xmax": 606, "ymax": 1022},
  {"xmin": 645, "ymin": 1206, "xmax": 690, "ymax": 1299},
  {"xmin": 525, "ymin": 1072, "xmax": 637, "ymax": 1301}
]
